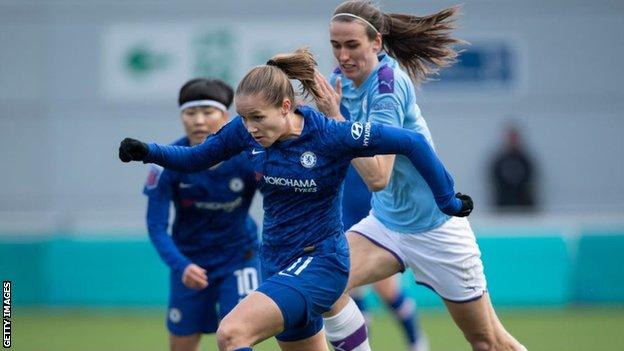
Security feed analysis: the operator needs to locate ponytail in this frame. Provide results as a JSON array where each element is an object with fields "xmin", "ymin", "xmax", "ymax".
[
  {"xmin": 382, "ymin": 7, "xmax": 463, "ymax": 83},
  {"xmin": 236, "ymin": 48, "xmax": 321, "ymax": 109}
]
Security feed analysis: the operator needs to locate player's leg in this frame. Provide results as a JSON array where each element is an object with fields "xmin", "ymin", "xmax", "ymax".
[
  {"xmin": 169, "ymin": 334, "xmax": 201, "ymax": 351},
  {"xmin": 373, "ymin": 276, "xmax": 427, "ymax": 351},
  {"xmin": 217, "ymin": 258, "xmax": 261, "ymax": 321},
  {"xmin": 278, "ymin": 328, "xmax": 329, "ymax": 351},
  {"xmin": 444, "ymin": 292, "xmax": 527, "ymax": 351},
  {"xmin": 324, "ymin": 214, "xmax": 404, "ymax": 351},
  {"xmin": 216, "ymin": 290, "xmax": 284, "ymax": 350},
  {"xmin": 167, "ymin": 269, "xmax": 218, "ymax": 351},
  {"xmin": 219, "ymin": 241, "xmax": 349, "ymax": 351},
  {"xmin": 403, "ymin": 217, "xmax": 526, "ymax": 351}
]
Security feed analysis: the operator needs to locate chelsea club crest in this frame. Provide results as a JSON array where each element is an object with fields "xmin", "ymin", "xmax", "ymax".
[
  {"xmin": 300, "ymin": 151, "xmax": 317, "ymax": 169},
  {"xmin": 229, "ymin": 177, "xmax": 244, "ymax": 192}
]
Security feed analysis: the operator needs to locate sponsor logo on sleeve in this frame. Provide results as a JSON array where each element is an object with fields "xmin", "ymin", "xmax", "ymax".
[
  {"xmin": 351, "ymin": 122, "xmax": 364, "ymax": 140},
  {"xmin": 362, "ymin": 122, "xmax": 372, "ymax": 147},
  {"xmin": 371, "ymin": 99, "xmax": 398, "ymax": 111}
]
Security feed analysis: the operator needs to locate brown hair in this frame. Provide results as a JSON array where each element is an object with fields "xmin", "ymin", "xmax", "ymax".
[
  {"xmin": 235, "ymin": 48, "xmax": 322, "ymax": 109},
  {"xmin": 332, "ymin": 0, "xmax": 464, "ymax": 84}
]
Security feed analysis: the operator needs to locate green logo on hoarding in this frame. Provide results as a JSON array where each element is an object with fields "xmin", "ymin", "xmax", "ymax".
[
  {"xmin": 192, "ymin": 28, "xmax": 236, "ymax": 85},
  {"xmin": 125, "ymin": 44, "xmax": 171, "ymax": 77}
]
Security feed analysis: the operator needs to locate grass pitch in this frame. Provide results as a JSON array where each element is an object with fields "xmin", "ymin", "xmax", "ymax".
[{"xmin": 14, "ymin": 306, "xmax": 624, "ymax": 350}]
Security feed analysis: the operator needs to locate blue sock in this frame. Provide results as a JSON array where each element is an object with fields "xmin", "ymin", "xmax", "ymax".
[
  {"xmin": 388, "ymin": 292, "xmax": 420, "ymax": 347},
  {"xmin": 233, "ymin": 348, "xmax": 252, "ymax": 351}
]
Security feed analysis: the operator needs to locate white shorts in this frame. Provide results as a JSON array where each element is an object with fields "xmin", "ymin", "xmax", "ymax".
[{"xmin": 349, "ymin": 214, "xmax": 486, "ymax": 302}]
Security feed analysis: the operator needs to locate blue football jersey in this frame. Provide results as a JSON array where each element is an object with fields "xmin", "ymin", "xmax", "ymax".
[
  {"xmin": 144, "ymin": 137, "xmax": 259, "ymax": 272},
  {"xmin": 332, "ymin": 54, "xmax": 451, "ymax": 233},
  {"xmin": 144, "ymin": 106, "xmax": 461, "ymax": 270}
]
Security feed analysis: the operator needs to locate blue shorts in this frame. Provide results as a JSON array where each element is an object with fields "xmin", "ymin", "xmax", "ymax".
[
  {"xmin": 167, "ymin": 247, "xmax": 260, "ymax": 336},
  {"xmin": 256, "ymin": 234, "xmax": 349, "ymax": 342}
]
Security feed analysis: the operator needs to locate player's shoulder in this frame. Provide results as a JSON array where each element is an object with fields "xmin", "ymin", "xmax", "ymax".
[
  {"xmin": 298, "ymin": 105, "xmax": 329, "ymax": 130},
  {"xmin": 370, "ymin": 55, "xmax": 412, "ymax": 97},
  {"xmin": 297, "ymin": 105, "xmax": 349, "ymax": 148}
]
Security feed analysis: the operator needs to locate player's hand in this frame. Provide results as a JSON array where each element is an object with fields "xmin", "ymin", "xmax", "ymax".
[
  {"xmin": 118, "ymin": 138, "xmax": 149, "ymax": 162},
  {"xmin": 454, "ymin": 193, "xmax": 474, "ymax": 217},
  {"xmin": 182, "ymin": 263, "xmax": 209, "ymax": 290},
  {"xmin": 313, "ymin": 70, "xmax": 345, "ymax": 121}
]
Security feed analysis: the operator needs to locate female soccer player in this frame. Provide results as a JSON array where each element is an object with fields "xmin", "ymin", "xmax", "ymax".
[
  {"xmin": 314, "ymin": 1, "xmax": 526, "ymax": 351},
  {"xmin": 119, "ymin": 48, "xmax": 472, "ymax": 351},
  {"xmin": 144, "ymin": 78, "xmax": 260, "ymax": 351},
  {"xmin": 343, "ymin": 166, "xmax": 428, "ymax": 351}
]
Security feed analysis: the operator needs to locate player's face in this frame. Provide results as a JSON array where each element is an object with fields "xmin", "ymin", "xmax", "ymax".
[
  {"xmin": 181, "ymin": 106, "xmax": 228, "ymax": 146},
  {"xmin": 236, "ymin": 94, "xmax": 290, "ymax": 147},
  {"xmin": 330, "ymin": 20, "xmax": 382, "ymax": 86}
]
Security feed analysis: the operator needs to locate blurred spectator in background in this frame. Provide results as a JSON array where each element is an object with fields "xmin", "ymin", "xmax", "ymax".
[{"xmin": 490, "ymin": 122, "xmax": 538, "ymax": 211}]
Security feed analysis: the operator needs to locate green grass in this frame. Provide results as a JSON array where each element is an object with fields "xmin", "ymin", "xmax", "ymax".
[{"xmin": 12, "ymin": 307, "xmax": 624, "ymax": 350}]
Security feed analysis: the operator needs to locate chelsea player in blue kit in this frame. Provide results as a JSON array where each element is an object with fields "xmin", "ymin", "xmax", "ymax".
[
  {"xmin": 315, "ymin": 2, "xmax": 526, "ymax": 351},
  {"xmin": 144, "ymin": 78, "xmax": 260, "ymax": 351},
  {"xmin": 119, "ymin": 48, "xmax": 472, "ymax": 351}
]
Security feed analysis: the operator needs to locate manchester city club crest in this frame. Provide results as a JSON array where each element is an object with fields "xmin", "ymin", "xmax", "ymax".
[
  {"xmin": 229, "ymin": 177, "xmax": 244, "ymax": 192},
  {"xmin": 300, "ymin": 151, "xmax": 317, "ymax": 168}
]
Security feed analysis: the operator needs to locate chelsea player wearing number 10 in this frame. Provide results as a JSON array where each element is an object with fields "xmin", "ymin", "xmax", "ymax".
[
  {"xmin": 119, "ymin": 48, "xmax": 472, "ymax": 351},
  {"xmin": 143, "ymin": 78, "xmax": 260, "ymax": 351}
]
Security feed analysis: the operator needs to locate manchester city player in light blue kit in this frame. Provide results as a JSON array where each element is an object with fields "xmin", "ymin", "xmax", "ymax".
[
  {"xmin": 144, "ymin": 78, "xmax": 260, "ymax": 351},
  {"xmin": 315, "ymin": 1, "xmax": 526, "ymax": 351},
  {"xmin": 119, "ymin": 48, "xmax": 472, "ymax": 351}
]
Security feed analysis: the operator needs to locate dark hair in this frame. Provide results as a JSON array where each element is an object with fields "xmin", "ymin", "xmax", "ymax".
[
  {"xmin": 235, "ymin": 48, "xmax": 322, "ymax": 109},
  {"xmin": 178, "ymin": 78, "xmax": 234, "ymax": 108},
  {"xmin": 332, "ymin": 0, "xmax": 464, "ymax": 84}
]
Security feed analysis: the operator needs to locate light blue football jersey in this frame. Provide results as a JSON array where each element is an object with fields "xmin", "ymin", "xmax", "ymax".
[{"xmin": 331, "ymin": 54, "xmax": 451, "ymax": 233}]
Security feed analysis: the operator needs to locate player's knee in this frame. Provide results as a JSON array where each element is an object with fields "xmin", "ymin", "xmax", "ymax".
[{"xmin": 216, "ymin": 321, "xmax": 246, "ymax": 350}]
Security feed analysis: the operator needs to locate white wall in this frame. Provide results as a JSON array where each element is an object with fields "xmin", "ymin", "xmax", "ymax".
[{"xmin": 1, "ymin": 0, "xmax": 622, "ymax": 231}]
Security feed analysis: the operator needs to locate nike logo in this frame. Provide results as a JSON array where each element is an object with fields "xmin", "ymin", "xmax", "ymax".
[
  {"xmin": 277, "ymin": 271, "xmax": 293, "ymax": 277},
  {"xmin": 179, "ymin": 183, "xmax": 194, "ymax": 189},
  {"xmin": 251, "ymin": 149, "xmax": 265, "ymax": 155}
]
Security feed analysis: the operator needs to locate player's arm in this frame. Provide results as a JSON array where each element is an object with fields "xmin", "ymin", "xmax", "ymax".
[
  {"xmin": 314, "ymin": 71, "xmax": 396, "ymax": 191},
  {"xmin": 329, "ymin": 120, "xmax": 472, "ymax": 217},
  {"xmin": 119, "ymin": 117, "xmax": 247, "ymax": 172},
  {"xmin": 349, "ymin": 93, "xmax": 402, "ymax": 191},
  {"xmin": 144, "ymin": 167, "xmax": 192, "ymax": 271},
  {"xmin": 144, "ymin": 168, "xmax": 208, "ymax": 289},
  {"xmin": 350, "ymin": 155, "xmax": 395, "ymax": 191}
]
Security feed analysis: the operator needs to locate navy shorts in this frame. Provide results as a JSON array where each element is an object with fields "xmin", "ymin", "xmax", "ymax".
[
  {"xmin": 257, "ymin": 234, "xmax": 349, "ymax": 342},
  {"xmin": 166, "ymin": 248, "xmax": 260, "ymax": 336}
]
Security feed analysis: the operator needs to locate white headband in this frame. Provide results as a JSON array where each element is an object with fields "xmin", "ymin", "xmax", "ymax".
[
  {"xmin": 179, "ymin": 100, "xmax": 228, "ymax": 112},
  {"xmin": 331, "ymin": 13, "xmax": 379, "ymax": 34}
]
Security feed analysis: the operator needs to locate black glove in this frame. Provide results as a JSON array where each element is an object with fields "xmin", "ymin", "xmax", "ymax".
[
  {"xmin": 119, "ymin": 138, "xmax": 149, "ymax": 162},
  {"xmin": 454, "ymin": 193, "xmax": 474, "ymax": 217}
]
